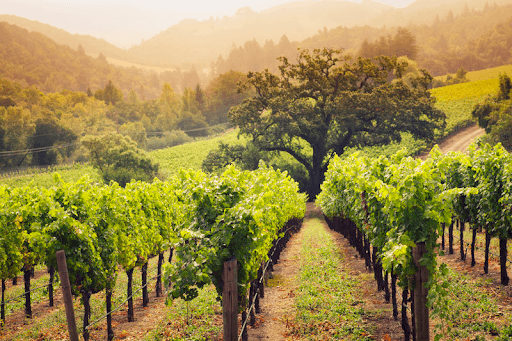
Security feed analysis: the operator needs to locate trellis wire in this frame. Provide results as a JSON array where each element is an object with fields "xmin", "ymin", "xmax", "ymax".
[
  {"xmin": 2, "ymin": 283, "xmax": 55, "ymax": 305},
  {"xmin": 450, "ymin": 233, "xmax": 512, "ymax": 265},
  {"xmin": 84, "ymin": 272, "xmax": 162, "ymax": 331}
]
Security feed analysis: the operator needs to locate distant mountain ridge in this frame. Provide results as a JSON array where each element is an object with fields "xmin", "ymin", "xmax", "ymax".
[
  {"xmin": 0, "ymin": 15, "xmax": 126, "ymax": 59},
  {"xmin": 2, "ymin": 0, "xmax": 512, "ymax": 69},
  {"xmin": 125, "ymin": 0, "xmax": 392, "ymax": 67}
]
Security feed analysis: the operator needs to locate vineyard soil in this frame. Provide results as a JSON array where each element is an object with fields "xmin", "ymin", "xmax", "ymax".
[
  {"xmin": 442, "ymin": 234, "xmax": 512, "ymax": 302},
  {"xmin": 248, "ymin": 203, "xmax": 403, "ymax": 340}
]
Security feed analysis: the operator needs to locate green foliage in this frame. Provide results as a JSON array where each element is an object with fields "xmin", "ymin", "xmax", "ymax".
[
  {"xmin": 29, "ymin": 116, "xmax": 77, "ymax": 165},
  {"xmin": 317, "ymin": 148, "xmax": 476, "ymax": 317},
  {"xmin": 0, "ymin": 22, "xmax": 163, "ymax": 99},
  {"xmin": 204, "ymin": 70, "xmax": 249, "ymax": 125},
  {"xmin": 163, "ymin": 164, "xmax": 306, "ymax": 306},
  {"xmin": 432, "ymin": 68, "xmax": 469, "ymax": 88},
  {"xmin": 81, "ymin": 133, "xmax": 159, "ymax": 186},
  {"xmin": 150, "ymin": 129, "xmax": 247, "ymax": 177},
  {"xmin": 201, "ymin": 141, "xmax": 269, "ymax": 174},
  {"xmin": 471, "ymin": 74, "xmax": 512, "ymax": 150},
  {"xmin": 359, "ymin": 27, "xmax": 418, "ymax": 60},
  {"xmin": 498, "ymin": 73, "xmax": 512, "ymax": 101},
  {"xmin": 146, "ymin": 130, "xmax": 193, "ymax": 151},
  {"xmin": 231, "ymin": 47, "xmax": 445, "ymax": 199},
  {"xmin": 0, "ymin": 185, "xmax": 25, "ymax": 281}
]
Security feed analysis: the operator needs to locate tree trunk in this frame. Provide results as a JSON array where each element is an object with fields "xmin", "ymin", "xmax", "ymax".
[
  {"xmin": 249, "ymin": 283, "xmax": 256, "ymax": 327},
  {"xmin": 142, "ymin": 262, "xmax": 149, "ymax": 307},
  {"xmin": 391, "ymin": 271, "xmax": 398, "ymax": 321},
  {"xmin": 106, "ymin": 288, "xmax": 114, "ymax": 341},
  {"xmin": 12, "ymin": 277, "xmax": 17, "ymax": 286},
  {"xmin": 460, "ymin": 220, "xmax": 465, "ymax": 261},
  {"xmin": 441, "ymin": 223, "xmax": 445, "ymax": 250},
  {"xmin": 448, "ymin": 221, "xmax": 454, "ymax": 255},
  {"xmin": 484, "ymin": 230, "xmax": 491, "ymax": 274},
  {"xmin": 401, "ymin": 288, "xmax": 411, "ymax": 341},
  {"xmin": 413, "ymin": 242, "xmax": 429, "ymax": 341},
  {"xmin": 258, "ymin": 265, "xmax": 264, "ymax": 300},
  {"xmin": 241, "ymin": 310, "xmax": 248, "ymax": 341},
  {"xmin": 307, "ymin": 165, "xmax": 325, "ymax": 201},
  {"xmin": 384, "ymin": 271, "xmax": 390, "ymax": 303},
  {"xmin": 82, "ymin": 290, "xmax": 91, "ymax": 341},
  {"xmin": 500, "ymin": 237, "xmax": 509, "ymax": 286},
  {"xmin": 1, "ymin": 279, "xmax": 5, "ymax": 327},
  {"xmin": 126, "ymin": 268, "xmax": 135, "ymax": 322},
  {"xmin": 48, "ymin": 266, "xmax": 55, "ymax": 307},
  {"xmin": 471, "ymin": 228, "xmax": 477, "ymax": 267},
  {"xmin": 364, "ymin": 235, "xmax": 371, "ymax": 270},
  {"xmin": 168, "ymin": 248, "xmax": 174, "ymax": 263},
  {"xmin": 156, "ymin": 253, "xmax": 164, "ymax": 297},
  {"xmin": 373, "ymin": 246, "xmax": 384, "ymax": 291},
  {"xmin": 24, "ymin": 268, "xmax": 32, "ymax": 319},
  {"xmin": 411, "ymin": 290, "xmax": 416, "ymax": 341}
]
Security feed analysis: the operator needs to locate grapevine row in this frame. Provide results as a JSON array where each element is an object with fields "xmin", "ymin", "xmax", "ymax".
[
  {"xmin": 0, "ymin": 164, "xmax": 306, "ymax": 340},
  {"xmin": 317, "ymin": 146, "xmax": 476, "ymax": 341}
]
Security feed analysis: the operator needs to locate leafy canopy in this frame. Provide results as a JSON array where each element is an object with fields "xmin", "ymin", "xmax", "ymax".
[
  {"xmin": 229, "ymin": 48, "xmax": 446, "ymax": 198},
  {"xmin": 81, "ymin": 133, "xmax": 159, "ymax": 186}
]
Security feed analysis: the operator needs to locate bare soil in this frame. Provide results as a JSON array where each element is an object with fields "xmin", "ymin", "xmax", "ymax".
[
  {"xmin": 248, "ymin": 203, "xmax": 403, "ymax": 341},
  {"xmin": 419, "ymin": 124, "xmax": 485, "ymax": 159}
]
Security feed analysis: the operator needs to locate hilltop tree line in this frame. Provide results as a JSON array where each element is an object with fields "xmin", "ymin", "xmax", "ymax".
[
  {"xmin": 0, "ymin": 22, "xmax": 214, "ymax": 99},
  {"xmin": 211, "ymin": 3, "xmax": 512, "ymax": 79},
  {"xmin": 3, "ymin": 2, "xmax": 512, "ymax": 99},
  {"xmin": 0, "ymin": 70, "xmax": 249, "ymax": 169}
]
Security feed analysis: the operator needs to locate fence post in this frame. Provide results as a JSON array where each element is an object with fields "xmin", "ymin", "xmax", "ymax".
[
  {"xmin": 412, "ymin": 242, "xmax": 429, "ymax": 341},
  {"xmin": 223, "ymin": 258, "xmax": 238, "ymax": 341},
  {"xmin": 56, "ymin": 250, "xmax": 79, "ymax": 341}
]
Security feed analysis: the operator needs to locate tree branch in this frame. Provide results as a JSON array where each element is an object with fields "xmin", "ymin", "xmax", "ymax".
[{"xmin": 260, "ymin": 144, "xmax": 313, "ymax": 174}]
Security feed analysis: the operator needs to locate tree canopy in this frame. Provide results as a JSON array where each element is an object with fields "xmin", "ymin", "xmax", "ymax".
[
  {"xmin": 229, "ymin": 48, "xmax": 446, "ymax": 199},
  {"xmin": 81, "ymin": 133, "xmax": 159, "ymax": 187},
  {"xmin": 472, "ymin": 73, "xmax": 512, "ymax": 150}
]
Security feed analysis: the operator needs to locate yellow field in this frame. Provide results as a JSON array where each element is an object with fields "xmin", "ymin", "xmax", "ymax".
[{"xmin": 430, "ymin": 66, "xmax": 505, "ymax": 133}]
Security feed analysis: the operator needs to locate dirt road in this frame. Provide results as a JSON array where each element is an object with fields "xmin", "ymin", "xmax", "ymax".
[{"xmin": 420, "ymin": 124, "xmax": 485, "ymax": 159}]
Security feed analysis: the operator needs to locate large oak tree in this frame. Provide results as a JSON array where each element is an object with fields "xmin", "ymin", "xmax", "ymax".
[{"xmin": 229, "ymin": 48, "xmax": 445, "ymax": 199}]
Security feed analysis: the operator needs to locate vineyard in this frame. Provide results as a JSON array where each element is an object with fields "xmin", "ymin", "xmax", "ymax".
[
  {"xmin": 0, "ymin": 165, "xmax": 306, "ymax": 340},
  {"xmin": 317, "ymin": 143, "xmax": 512, "ymax": 340},
  {"xmin": 5, "ymin": 141, "xmax": 512, "ymax": 340},
  {"xmin": 2, "ymin": 64, "xmax": 512, "ymax": 340}
]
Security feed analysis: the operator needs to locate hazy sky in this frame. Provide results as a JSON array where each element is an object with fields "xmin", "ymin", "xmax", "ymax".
[{"xmin": 2, "ymin": 0, "xmax": 418, "ymax": 48}]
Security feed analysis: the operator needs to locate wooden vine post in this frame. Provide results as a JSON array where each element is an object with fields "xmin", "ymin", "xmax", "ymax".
[
  {"xmin": 412, "ymin": 242, "xmax": 429, "ymax": 341},
  {"xmin": 223, "ymin": 258, "xmax": 238, "ymax": 341},
  {"xmin": 56, "ymin": 250, "xmax": 79, "ymax": 341}
]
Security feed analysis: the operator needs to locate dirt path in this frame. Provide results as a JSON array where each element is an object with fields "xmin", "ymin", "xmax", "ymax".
[
  {"xmin": 420, "ymin": 124, "xmax": 485, "ymax": 159},
  {"xmin": 247, "ymin": 206, "xmax": 304, "ymax": 340},
  {"xmin": 248, "ymin": 203, "xmax": 403, "ymax": 340}
]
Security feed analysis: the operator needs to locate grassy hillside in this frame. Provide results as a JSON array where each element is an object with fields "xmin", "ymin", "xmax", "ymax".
[
  {"xmin": 0, "ymin": 164, "xmax": 101, "ymax": 187},
  {"xmin": 466, "ymin": 64, "xmax": 512, "ymax": 82},
  {"xmin": 0, "ymin": 131, "xmax": 245, "ymax": 187},
  {"xmin": 150, "ymin": 130, "xmax": 247, "ymax": 177},
  {"xmin": 431, "ymin": 77, "xmax": 498, "ymax": 133}
]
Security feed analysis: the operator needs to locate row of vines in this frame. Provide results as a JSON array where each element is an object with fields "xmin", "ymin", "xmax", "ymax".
[
  {"xmin": 0, "ymin": 163, "xmax": 306, "ymax": 340},
  {"xmin": 318, "ymin": 142, "xmax": 512, "ymax": 340}
]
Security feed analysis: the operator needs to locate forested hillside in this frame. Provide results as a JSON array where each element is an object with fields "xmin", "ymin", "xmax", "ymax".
[
  {"xmin": 0, "ymin": 15, "xmax": 127, "ymax": 61},
  {"xmin": 214, "ymin": 3, "xmax": 512, "ymax": 77},
  {"xmin": 0, "ymin": 22, "xmax": 163, "ymax": 99}
]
